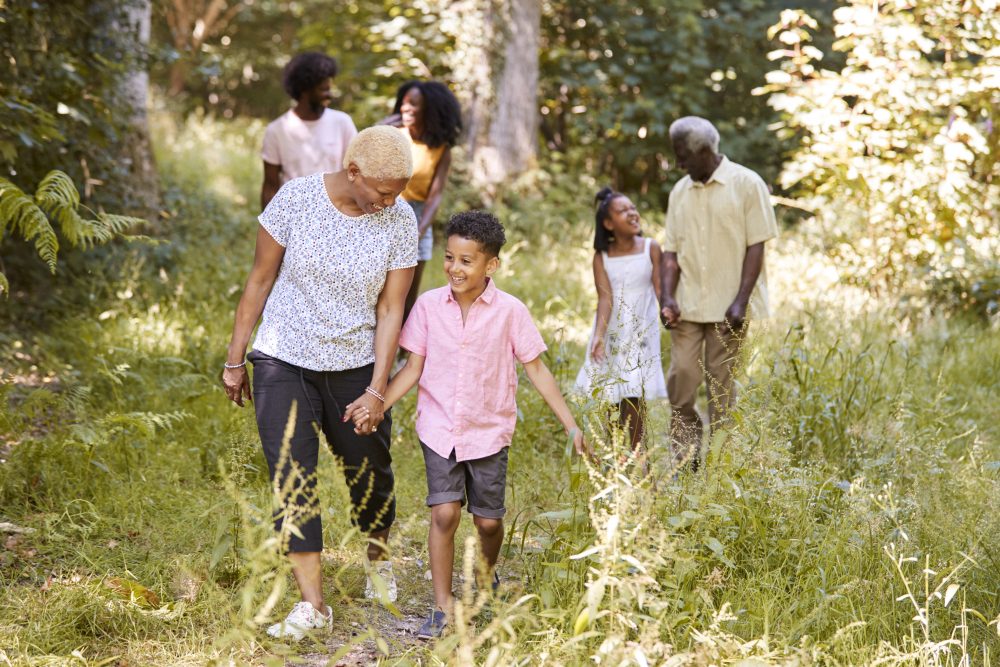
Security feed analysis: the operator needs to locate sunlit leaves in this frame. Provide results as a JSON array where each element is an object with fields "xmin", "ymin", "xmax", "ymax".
[{"xmin": 762, "ymin": 1, "xmax": 1000, "ymax": 316}]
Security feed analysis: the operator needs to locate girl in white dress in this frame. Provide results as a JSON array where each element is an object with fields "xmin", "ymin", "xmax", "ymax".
[{"xmin": 576, "ymin": 187, "xmax": 667, "ymax": 450}]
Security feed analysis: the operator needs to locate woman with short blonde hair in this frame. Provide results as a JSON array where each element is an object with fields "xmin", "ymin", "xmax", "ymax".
[{"xmin": 222, "ymin": 125, "xmax": 417, "ymax": 640}]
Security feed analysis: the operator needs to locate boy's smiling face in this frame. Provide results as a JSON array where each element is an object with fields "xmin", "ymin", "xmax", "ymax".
[{"xmin": 444, "ymin": 235, "xmax": 498, "ymax": 300}]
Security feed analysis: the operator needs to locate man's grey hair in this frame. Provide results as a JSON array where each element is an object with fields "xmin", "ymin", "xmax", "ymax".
[{"xmin": 669, "ymin": 116, "xmax": 720, "ymax": 154}]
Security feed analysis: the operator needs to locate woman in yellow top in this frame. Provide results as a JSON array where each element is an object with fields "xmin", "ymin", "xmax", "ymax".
[{"xmin": 382, "ymin": 80, "xmax": 462, "ymax": 320}]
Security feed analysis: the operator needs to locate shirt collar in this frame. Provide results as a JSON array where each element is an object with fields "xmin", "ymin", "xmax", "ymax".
[
  {"xmin": 443, "ymin": 277, "xmax": 497, "ymax": 305},
  {"xmin": 693, "ymin": 155, "xmax": 730, "ymax": 187}
]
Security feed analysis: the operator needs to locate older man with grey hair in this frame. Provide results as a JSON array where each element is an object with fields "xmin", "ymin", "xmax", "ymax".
[{"xmin": 660, "ymin": 116, "xmax": 778, "ymax": 469}]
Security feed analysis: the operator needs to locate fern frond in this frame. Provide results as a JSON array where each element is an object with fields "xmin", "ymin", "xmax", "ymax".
[
  {"xmin": 34, "ymin": 170, "xmax": 80, "ymax": 209},
  {"xmin": 0, "ymin": 176, "xmax": 59, "ymax": 272},
  {"xmin": 34, "ymin": 170, "xmax": 110, "ymax": 248},
  {"xmin": 95, "ymin": 213, "xmax": 144, "ymax": 235}
]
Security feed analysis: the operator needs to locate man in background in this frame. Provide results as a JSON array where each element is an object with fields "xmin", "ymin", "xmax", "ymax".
[
  {"xmin": 260, "ymin": 52, "xmax": 357, "ymax": 209},
  {"xmin": 660, "ymin": 116, "xmax": 778, "ymax": 469}
]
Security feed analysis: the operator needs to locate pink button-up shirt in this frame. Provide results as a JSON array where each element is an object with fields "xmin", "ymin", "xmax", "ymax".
[{"xmin": 398, "ymin": 279, "xmax": 547, "ymax": 461}]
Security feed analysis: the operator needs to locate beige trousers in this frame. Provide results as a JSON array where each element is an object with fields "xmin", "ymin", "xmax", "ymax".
[{"xmin": 666, "ymin": 321, "xmax": 746, "ymax": 465}]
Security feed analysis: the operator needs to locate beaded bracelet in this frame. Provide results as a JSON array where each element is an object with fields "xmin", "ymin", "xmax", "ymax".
[
  {"xmin": 364, "ymin": 386, "xmax": 385, "ymax": 402},
  {"xmin": 223, "ymin": 360, "xmax": 247, "ymax": 370}
]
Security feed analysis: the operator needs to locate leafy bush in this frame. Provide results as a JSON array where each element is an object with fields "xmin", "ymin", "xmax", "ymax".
[{"xmin": 761, "ymin": 3, "xmax": 1000, "ymax": 319}]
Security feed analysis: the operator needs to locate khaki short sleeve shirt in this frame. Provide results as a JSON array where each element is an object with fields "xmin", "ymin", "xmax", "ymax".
[{"xmin": 663, "ymin": 157, "xmax": 778, "ymax": 322}]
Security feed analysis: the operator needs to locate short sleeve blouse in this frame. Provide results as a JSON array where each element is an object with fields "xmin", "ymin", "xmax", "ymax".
[{"xmin": 252, "ymin": 173, "xmax": 418, "ymax": 371}]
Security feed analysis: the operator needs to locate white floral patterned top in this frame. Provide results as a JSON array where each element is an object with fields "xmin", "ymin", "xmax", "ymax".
[{"xmin": 252, "ymin": 173, "xmax": 418, "ymax": 371}]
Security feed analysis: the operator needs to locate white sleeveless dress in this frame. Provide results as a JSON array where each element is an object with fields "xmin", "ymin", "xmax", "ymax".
[{"xmin": 575, "ymin": 238, "xmax": 668, "ymax": 403}]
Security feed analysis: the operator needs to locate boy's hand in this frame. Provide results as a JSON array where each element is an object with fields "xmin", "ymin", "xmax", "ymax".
[{"xmin": 350, "ymin": 411, "xmax": 370, "ymax": 435}]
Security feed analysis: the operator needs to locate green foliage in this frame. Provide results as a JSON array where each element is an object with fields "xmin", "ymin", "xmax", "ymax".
[
  {"xmin": 761, "ymin": 2, "xmax": 1000, "ymax": 318},
  {"xmin": 0, "ymin": 1, "xmax": 139, "ymax": 198},
  {"xmin": 0, "ymin": 171, "xmax": 142, "ymax": 295},
  {"xmin": 0, "ymin": 1, "xmax": 153, "ymax": 302},
  {"xmin": 538, "ymin": 0, "xmax": 817, "ymax": 200}
]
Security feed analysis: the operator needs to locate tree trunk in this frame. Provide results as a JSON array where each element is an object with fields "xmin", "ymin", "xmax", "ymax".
[
  {"xmin": 448, "ymin": 0, "xmax": 496, "ymax": 163},
  {"xmin": 452, "ymin": 0, "xmax": 540, "ymax": 192},
  {"xmin": 118, "ymin": 0, "xmax": 159, "ymax": 217},
  {"xmin": 480, "ymin": 0, "xmax": 540, "ymax": 183}
]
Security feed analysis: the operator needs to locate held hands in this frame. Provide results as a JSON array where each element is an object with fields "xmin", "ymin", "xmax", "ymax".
[
  {"xmin": 660, "ymin": 296, "xmax": 681, "ymax": 329},
  {"xmin": 343, "ymin": 392, "xmax": 385, "ymax": 436},
  {"xmin": 222, "ymin": 366, "xmax": 252, "ymax": 407}
]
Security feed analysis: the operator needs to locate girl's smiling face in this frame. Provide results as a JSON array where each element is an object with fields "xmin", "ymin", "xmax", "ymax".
[{"xmin": 602, "ymin": 195, "xmax": 641, "ymax": 239}]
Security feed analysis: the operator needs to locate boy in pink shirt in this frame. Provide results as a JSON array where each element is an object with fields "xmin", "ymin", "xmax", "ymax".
[{"xmin": 346, "ymin": 210, "xmax": 585, "ymax": 638}]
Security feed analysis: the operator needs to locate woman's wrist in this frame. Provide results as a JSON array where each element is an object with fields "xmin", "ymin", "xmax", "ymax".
[{"xmin": 226, "ymin": 342, "xmax": 247, "ymax": 366}]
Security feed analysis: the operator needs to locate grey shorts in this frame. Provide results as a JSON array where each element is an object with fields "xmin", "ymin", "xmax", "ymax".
[
  {"xmin": 407, "ymin": 200, "xmax": 433, "ymax": 262},
  {"xmin": 421, "ymin": 444, "xmax": 508, "ymax": 519}
]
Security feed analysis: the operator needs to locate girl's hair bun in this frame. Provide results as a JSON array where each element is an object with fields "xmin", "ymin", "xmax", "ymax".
[{"xmin": 594, "ymin": 186, "xmax": 615, "ymax": 207}]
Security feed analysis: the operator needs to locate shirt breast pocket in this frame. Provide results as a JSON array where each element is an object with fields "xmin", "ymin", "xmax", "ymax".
[{"xmin": 714, "ymin": 193, "xmax": 745, "ymax": 241}]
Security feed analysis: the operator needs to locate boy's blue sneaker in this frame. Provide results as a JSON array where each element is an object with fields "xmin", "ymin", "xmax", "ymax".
[
  {"xmin": 491, "ymin": 571, "xmax": 501, "ymax": 593},
  {"xmin": 417, "ymin": 609, "xmax": 448, "ymax": 639}
]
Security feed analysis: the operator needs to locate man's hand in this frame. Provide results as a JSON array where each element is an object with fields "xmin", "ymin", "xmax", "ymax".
[
  {"xmin": 660, "ymin": 296, "xmax": 681, "ymax": 329},
  {"xmin": 723, "ymin": 298, "xmax": 748, "ymax": 335}
]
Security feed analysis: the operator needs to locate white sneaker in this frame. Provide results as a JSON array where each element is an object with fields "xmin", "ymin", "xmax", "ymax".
[
  {"xmin": 364, "ymin": 560, "xmax": 398, "ymax": 603},
  {"xmin": 265, "ymin": 601, "xmax": 332, "ymax": 640}
]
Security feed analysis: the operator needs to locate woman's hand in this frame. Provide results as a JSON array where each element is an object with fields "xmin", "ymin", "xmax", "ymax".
[
  {"xmin": 343, "ymin": 392, "xmax": 385, "ymax": 436},
  {"xmin": 222, "ymin": 366, "xmax": 252, "ymax": 407},
  {"xmin": 590, "ymin": 335, "xmax": 607, "ymax": 363}
]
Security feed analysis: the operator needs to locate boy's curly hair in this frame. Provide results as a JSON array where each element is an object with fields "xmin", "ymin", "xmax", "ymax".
[
  {"xmin": 445, "ymin": 210, "xmax": 506, "ymax": 258},
  {"xmin": 283, "ymin": 52, "xmax": 339, "ymax": 100}
]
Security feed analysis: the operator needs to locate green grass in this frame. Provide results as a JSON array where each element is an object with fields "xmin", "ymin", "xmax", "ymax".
[{"xmin": 0, "ymin": 114, "xmax": 998, "ymax": 665}]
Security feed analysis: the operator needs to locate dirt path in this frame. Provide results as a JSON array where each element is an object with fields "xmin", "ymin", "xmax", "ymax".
[{"xmin": 295, "ymin": 608, "xmax": 428, "ymax": 666}]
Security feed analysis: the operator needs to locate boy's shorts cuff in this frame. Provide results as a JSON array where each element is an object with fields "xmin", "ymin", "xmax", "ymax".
[
  {"xmin": 426, "ymin": 491, "xmax": 465, "ymax": 507},
  {"xmin": 467, "ymin": 504, "xmax": 506, "ymax": 519}
]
